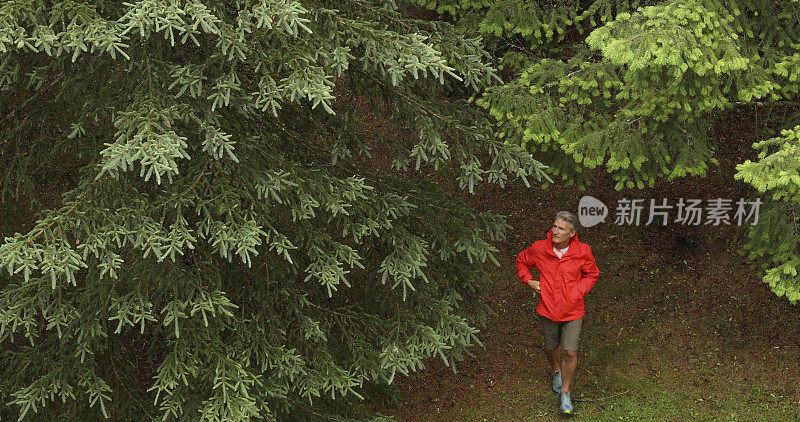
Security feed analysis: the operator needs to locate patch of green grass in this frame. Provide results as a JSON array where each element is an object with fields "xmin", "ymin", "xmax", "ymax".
[{"xmin": 386, "ymin": 219, "xmax": 800, "ymax": 422}]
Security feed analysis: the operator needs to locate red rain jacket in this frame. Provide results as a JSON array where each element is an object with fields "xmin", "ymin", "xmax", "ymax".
[{"xmin": 515, "ymin": 229, "xmax": 599, "ymax": 322}]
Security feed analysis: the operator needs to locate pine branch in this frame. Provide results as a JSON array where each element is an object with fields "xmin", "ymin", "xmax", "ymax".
[{"xmin": 1, "ymin": 73, "xmax": 64, "ymax": 125}]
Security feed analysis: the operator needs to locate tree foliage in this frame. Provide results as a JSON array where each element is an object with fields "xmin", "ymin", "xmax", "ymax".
[
  {"xmin": 409, "ymin": 0, "xmax": 800, "ymax": 301},
  {"xmin": 0, "ymin": 0, "xmax": 548, "ymax": 420}
]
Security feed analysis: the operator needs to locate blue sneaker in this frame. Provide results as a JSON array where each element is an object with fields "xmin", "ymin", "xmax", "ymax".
[
  {"xmin": 552, "ymin": 371, "xmax": 562, "ymax": 393},
  {"xmin": 559, "ymin": 391, "xmax": 574, "ymax": 414}
]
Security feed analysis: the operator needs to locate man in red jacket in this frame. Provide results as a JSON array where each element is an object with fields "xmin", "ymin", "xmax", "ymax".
[{"xmin": 515, "ymin": 211, "xmax": 600, "ymax": 414}]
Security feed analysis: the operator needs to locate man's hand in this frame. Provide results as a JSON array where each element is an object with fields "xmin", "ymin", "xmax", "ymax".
[{"xmin": 526, "ymin": 279, "xmax": 541, "ymax": 293}]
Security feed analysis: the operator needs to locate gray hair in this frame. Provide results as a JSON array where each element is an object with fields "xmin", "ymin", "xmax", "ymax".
[{"xmin": 555, "ymin": 211, "xmax": 580, "ymax": 233}]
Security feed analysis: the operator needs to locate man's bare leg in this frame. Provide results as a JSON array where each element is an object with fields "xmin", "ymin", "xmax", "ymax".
[
  {"xmin": 560, "ymin": 350, "xmax": 577, "ymax": 392},
  {"xmin": 545, "ymin": 346, "xmax": 561, "ymax": 373}
]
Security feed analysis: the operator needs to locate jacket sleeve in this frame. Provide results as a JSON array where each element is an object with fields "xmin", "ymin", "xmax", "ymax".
[
  {"xmin": 515, "ymin": 245, "xmax": 537, "ymax": 285},
  {"xmin": 577, "ymin": 245, "xmax": 599, "ymax": 296}
]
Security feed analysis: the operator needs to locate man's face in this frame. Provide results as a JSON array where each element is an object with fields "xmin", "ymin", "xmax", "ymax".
[{"xmin": 552, "ymin": 218, "xmax": 575, "ymax": 244}]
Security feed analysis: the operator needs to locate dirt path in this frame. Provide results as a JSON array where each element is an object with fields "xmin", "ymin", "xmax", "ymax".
[{"xmin": 379, "ymin": 157, "xmax": 800, "ymax": 420}]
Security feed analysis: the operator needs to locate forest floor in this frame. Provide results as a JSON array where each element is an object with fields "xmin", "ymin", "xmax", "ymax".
[
  {"xmin": 374, "ymin": 122, "xmax": 800, "ymax": 420},
  {"xmin": 3, "ymin": 103, "xmax": 799, "ymax": 421}
]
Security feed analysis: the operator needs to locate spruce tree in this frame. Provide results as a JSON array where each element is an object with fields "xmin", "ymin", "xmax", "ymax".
[
  {"xmin": 409, "ymin": 0, "xmax": 800, "ymax": 302},
  {"xmin": 0, "ymin": 1, "xmax": 548, "ymax": 420}
]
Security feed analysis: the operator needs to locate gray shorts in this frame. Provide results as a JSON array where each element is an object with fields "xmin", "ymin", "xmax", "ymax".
[{"xmin": 537, "ymin": 313, "xmax": 583, "ymax": 351}]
